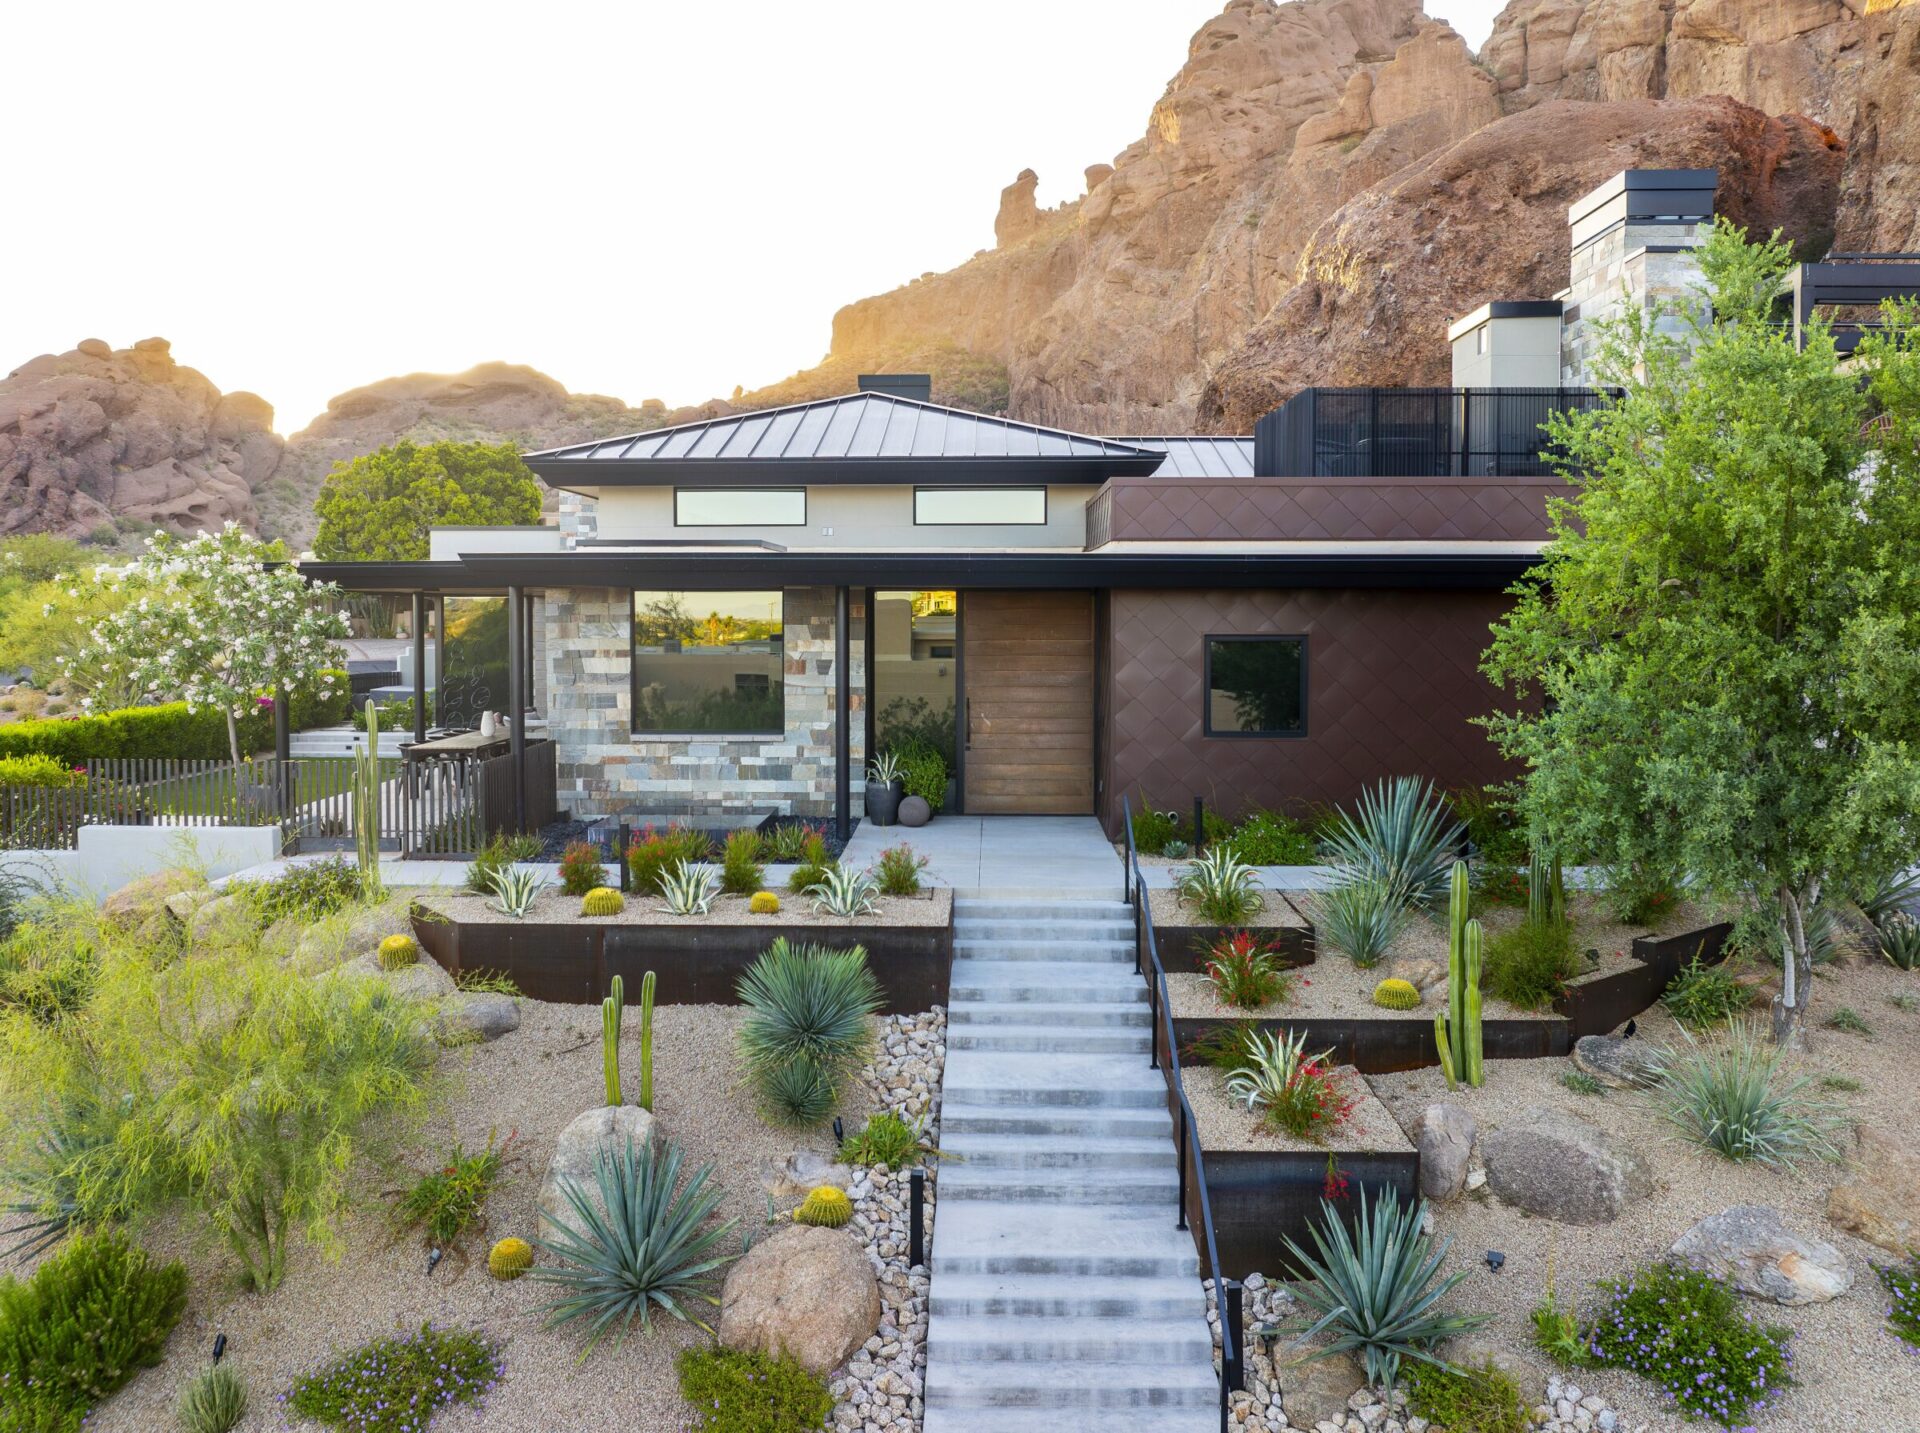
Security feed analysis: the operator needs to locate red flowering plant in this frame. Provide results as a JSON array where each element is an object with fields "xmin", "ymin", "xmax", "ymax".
[
  {"xmin": 1202, "ymin": 930, "xmax": 1293, "ymax": 1010},
  {"xmin": 558, "ymin": 840, "xmax": 607, "ymax": 896},
  {"xmin": 625, "ymin": 822, "xmax": 713, "ymax": 895},
  {"xmin": 1224, "ymin": 1027, "xmax": 1356, "ymax": 1141},
  {"xmin": 1322, "ymin": 1152, "xmax": 1351, "ymax": 1201}
]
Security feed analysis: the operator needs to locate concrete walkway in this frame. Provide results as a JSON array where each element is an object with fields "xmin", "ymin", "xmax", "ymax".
[{"xmin": 843, "ymin": 816, "xmax": 1125, "ymax": 899}]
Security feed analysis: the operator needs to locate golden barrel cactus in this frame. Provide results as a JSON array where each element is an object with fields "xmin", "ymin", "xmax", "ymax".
[
  {"xmin": 793, "ymin": 1185, "xmax": 852, "ymax": 1228},
  {"xmin": 377, "ymin": 934, "xmax": 418, "ymax": 970},
  {"xmin": 749, "ymin": 890, "xmax": 781, "ymax": 915},
  {"xmin": 1372, "ymin": 977, "xmax": 1422, "ymax": 1010},
  {"xmin": 581, "ymin": 887, "xmax": 625, "ymax": 917},
  {"xmin": 487, "ymin": 1236, "xmax": 534, "ymax": 1280}
]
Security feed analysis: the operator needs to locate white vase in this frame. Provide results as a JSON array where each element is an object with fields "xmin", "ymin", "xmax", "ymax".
[{"xmin": 479, "ymin": 711, "xmax": 497, "ymax": 738}]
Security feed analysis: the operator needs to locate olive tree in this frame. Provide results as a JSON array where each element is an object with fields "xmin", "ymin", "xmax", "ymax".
[{"xmin": 1483, "ymin": 220, "xmax": 1920, "ymax": 1046}]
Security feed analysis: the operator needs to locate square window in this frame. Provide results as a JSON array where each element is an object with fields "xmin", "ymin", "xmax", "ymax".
[
  {"xmin": 1204, "ymin": 636, "xmax": 1306, "ymax": 737},
  {"xmin": 632, "ymin": 591, "xmax": 785, "ymax": 735}
]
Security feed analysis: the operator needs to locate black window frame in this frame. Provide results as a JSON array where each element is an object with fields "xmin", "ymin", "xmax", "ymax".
[
  {"xmin": 1202, "ymin": 634, "xmax": 1309, "ymax": 740},
  {"xmin": 629, "ymin": 588, "xmax": 789, "ymax": 738},
  {"xmin": 911, "ymin": 485, "xmax": 1049, "ymax": 527},
  {"xmin": 672, "ymin": 487, "xmax": 807, "ymax": 528}
]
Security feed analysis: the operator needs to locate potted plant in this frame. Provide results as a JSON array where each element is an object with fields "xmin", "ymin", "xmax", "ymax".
[{"xmin": 866, "ymin": 750, "xmax": 905, "ymax": 826}]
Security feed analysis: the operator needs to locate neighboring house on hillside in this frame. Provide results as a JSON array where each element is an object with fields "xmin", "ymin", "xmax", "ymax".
[{"xmin": 299, "ymin": 168, "xmax": 1920, "ymax": 836}]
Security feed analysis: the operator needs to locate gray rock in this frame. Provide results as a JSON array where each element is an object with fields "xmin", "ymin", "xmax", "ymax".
[
  {"xmin": 538, "ymin": 1104, "xmax": 658, "ymax": 1243},
  {"xmin": 1275, "ymin": 1348, "xmax": 1366, "ymax": 1430},
  {"xmin": 186, "ymin": 892, "xmax": 251, "ymax": 944},
  {"xmin": 1482, "ymin": 1107, "xmax": 1651, "ymax": 1224},
  {"xmin": 897, "ymin": 796, "xmax": 931, "ymax": 828},
  {"xmin": 1572, "ymin": 1034, "xmax": 1663, "ymax": 1089},
  {"xmin": 101, "ymin": 868, "xmax": 202, "ymax": 930},
  {"xmin": 436, "ymin": 991, "xmax": 520, "ymax": 1043},
  {"xmin": 1418, "ymin": 1102, "xmax": 1476, "ymax": 1202},
  {"xmin": 1669, "ymin": 1204, "xmax": 1854, "ymax": 1305},
  {"xmin": 720, "ymin": 1224, "xmax": 881, "ymax": 1376},
  {"xmin": 763, "ymin": 1149, "xmax": 853, "ymax": 1200},
  {"xmin": 348, "ymin": 950, "xmax": 455, "ymax": 1001}
]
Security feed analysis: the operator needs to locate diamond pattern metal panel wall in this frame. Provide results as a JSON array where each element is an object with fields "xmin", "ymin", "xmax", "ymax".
[
  {"xmin": 1099, "ymin": 478, "xmax": 1557, "ymax": 543},
  {"xmin": 1101, "ymin": 588, "xmax": 1517, "ymax": 828}
]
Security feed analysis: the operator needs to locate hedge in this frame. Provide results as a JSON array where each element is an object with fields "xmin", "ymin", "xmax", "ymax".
[
  {"xmin": 0, "ymin": 754, "xmax": 86, "ymax": 789},
  {"xmin": 0, "ymin": 673, "xmax": 351, "ymax": 763}
]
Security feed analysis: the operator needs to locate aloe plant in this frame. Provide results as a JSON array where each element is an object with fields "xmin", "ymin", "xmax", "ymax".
[
  {"xmin": 1433, "ymin": 860, "xmax": 1484, "ymax": 1089},
  {"xmin": 659, "ymin": 861, "xmax": 718, "ymax": 915},
  {"xmin": 485, "ymin": 864, "xmax": 546, "ymax": 918},
  {"xmin": 603, "ymin": 974, "xmax": 624, "ymax": 1106},
  {"xmin": 529, "ymin": 1137, "xmax": 739, "ymax": 1350},
  {"xmin": 867, "ymin": 750, "xmax": 903, "ymax": 786},
  {"xmin": 805, "ymin": 865, "xmax": 880, "ymax": 918},
  {"xmin": 1275, "ymin": 1185, "xmax": 1490, "ymax": 1393}
]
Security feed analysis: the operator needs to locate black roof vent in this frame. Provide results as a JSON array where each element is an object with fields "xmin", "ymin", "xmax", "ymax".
[{"xmin": 857, "ymin": 373, "xmax": 932, "ymax": 403}]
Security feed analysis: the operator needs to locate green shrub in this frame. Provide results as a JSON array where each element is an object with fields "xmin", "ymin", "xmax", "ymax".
[
  {"xmin": 627, "ymin": 824, "xmax": 713, "ymax": 896},
  {"xmin": 395, "ymin": 1133, "xmax": 508, "ymax": 1246},
  {"xmin": 1175, "ymin": 849, "xmax": 1265, "ymax": 925},
  {"xmin": 837, "ymin": 1111, "xmax": 929, "ymax": 1168},
  {"xmin": 1602, "ymin": 863, "xmax": 1680, "ymax": 927},
  {"xmin": 0, "ymin": 1230, "xmax": 187, "ymax": 1430},
  {"xmin": 286, "ymin": 1323, "xmax": 502, "ymax": 1432},
  {"xmin": 1402, "ymin": 1357, "xmax": 1527, "ymax": 1433},
  {"xmin": 1825, "ymin": 1005, "xmax": 1873, "ymax": 1036},
  {"xmin": 0, "ymin": 756, "xmax": 84, "ymax": 790},
  {"xmin": 239, "ymin": 855, "xmax": 365, "ymax": 926},
  {"xmin": 1222, "ymin": 808, "xmax": 1317, "ymax": 865},
  {"xmin": 1878, "ymin": 1256, "xmax": 1920, "ymax": 1350},
  {"xmin": 0, "ymin": 678, "xmax": 348, "ymax": 764},
  {"xmin": 1585, "ymin": 1261, "xmax": 1791, "ymax": 1427},
  {"xmin": 1185, "ymin": 1020, "xmax": 1261, "ymax": 1075},
  {"xmin": 557, "ymin": 841, "xmax": 606, "ymax": 897},
  {"xmin": 1482, "ymin": 920, "xmax": 1581, "ymax": 1011},
  {"xmin": 872, "ymin": 843, "xmax": 927, "ymax": 896},
  {"xmin": 1448, "ymin": 783, "xmax": 1525, "ymax": 866},
  {"xmin": 465, "ymin": 831, "xmax": 544, "ymax": 895},
  {"xmin": 1560, "ymin": 1069, "xmax": 1606, "ymax": 1097},
  {"xmin": 1129, "ymin": 802, "xmax": 1180, "ymax": 856},
  {"xmin": 896, "ymin": 742, "xmax": 948, "ymax": 814},
  {"xmin": 786, "ymin": 835, "xmax": 834, "ymax": 895},
  {"xmin": 1312, "ymin": 876, "xmax": 1406, "ymax": 968},
  {"xmin": 676, "ymin": 1345, "xmax": 832, "ymax": 1433},
  {"xmin": 530, "ymin": 1138, "xmax": 738, "ymax": 1350},
  {"xmin": 0, "ymin": 918, "xmax": 98, "ymax": 1024},
  {"xmin": 736, "ymin": 940, "xmax": 880, "ymax": 1126},
  {"xmin": 763, "ymin": 821, "xmax": 822, "ymax": 864},
  {"xmin": 1654, "ymin": 1021, "xmax": 1844, "ymax": 1168},
  {"xmin": 1660, "ymin": 952, "xmax": 1750, "ymax": 1029},
  {"xmin": 175, "ymin": 1363, "xmax": 248, "ymax": 1433},
  {"xmin": 719, "ymin": 830, "xmax": 765, "ymax": 896}
]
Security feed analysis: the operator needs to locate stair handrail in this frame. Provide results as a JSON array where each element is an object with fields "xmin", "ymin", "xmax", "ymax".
[{"xmin": 1122, "ymin": 795, "xmax": 1242, "ymax": 1431}]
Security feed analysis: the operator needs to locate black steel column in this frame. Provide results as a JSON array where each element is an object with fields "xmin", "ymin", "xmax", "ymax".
[
  {"xmin": 273, "ymin": 682, "xmax": 290, "ymax": 764},
  {"xmin": 410, "ymin": 592, "xmax": 428, "ymax": 745},
  {"xmin": 507, "ymin": 583, "xmax": 526, "ymax": 834},
  {"xmin": 433, "ymin": 596, "xmax": 446, "ymax": 732},
  {"xmin": 834, "ymin": 585, "xmax": 851, "ymax": 842}
]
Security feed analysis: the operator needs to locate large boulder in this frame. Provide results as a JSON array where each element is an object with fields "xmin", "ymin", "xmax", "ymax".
[
  {"xmin": 100, "ymin": 868, "xmax": 202, "ymax": 930},
  {"xmin": 435, "ymin": 991, "xmax": 520, "ymax": 1044},
  {"xmin": 1670, "ymin": 1205, "xmax": 1853, "ymax": 1306},
  {"xmin": 718, "ymin": 1224, "xmax": 881, "ymax": 1376},
  {"xmin": 537, "ymin": 1105, "xmax": 658, "ymax": 1244},
  {"xmin": 187, "ymin": 892, "xmax": 253, "ymax": 945},
  {"xmin": 1275, "ymin": 1346, "xmax": 1366, "ymax": 1430},
  {"xmin": 1418, "ymin": 1102, "xmax": 1476, "ymax": 1202},
  {"xmin": 348, "ymin": 949, "xmax": 455, "ymax": 1002},
  {"xmin": 1572, "ymin": 1034, "xmax": 1663, "ymax": 1090},
  {"xmin": 1483, "ymin": 1107, "xmax": 1651, "ymax": 1224},
  {"xmin": 1827, "ymin": 1126, "xmax": 1920, "ymax": 1256},
  {"xmin": 761, "ymin": 1149, "xmax": 853, "ymax": 1201}
]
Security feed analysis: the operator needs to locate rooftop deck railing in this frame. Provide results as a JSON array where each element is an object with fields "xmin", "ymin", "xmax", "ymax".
[
  {"xmin": 1254, "ymin": 386, "xmax": 1616, "ymax": 479},
  {"xmin": 1122, "ymin": 794, "xmax": 1242, "ymax": 1431}
]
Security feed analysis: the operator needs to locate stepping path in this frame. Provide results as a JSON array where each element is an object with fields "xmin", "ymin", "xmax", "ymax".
[{"xmin": 922, "ymin": 891, "xmax": 1218, "ymax": 1432}]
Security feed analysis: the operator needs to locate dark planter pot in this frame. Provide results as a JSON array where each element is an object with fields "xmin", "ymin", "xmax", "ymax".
[{"xmin": 866, "ymin": 780, "xmax": 904, "ymax": 827}]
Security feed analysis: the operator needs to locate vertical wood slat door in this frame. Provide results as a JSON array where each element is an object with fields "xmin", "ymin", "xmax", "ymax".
[{"xmin": 962, "ymin": 590, "xmax": 1095, "ymax": 815}]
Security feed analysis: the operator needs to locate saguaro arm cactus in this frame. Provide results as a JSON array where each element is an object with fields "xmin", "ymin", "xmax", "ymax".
[
  {"xmin": 637, "ymin": 970, "xmax": 656, "ymax": 1112},
  {"xmin": 602, "ymin": 973, "xmax": 624, "ymax": 1106}
]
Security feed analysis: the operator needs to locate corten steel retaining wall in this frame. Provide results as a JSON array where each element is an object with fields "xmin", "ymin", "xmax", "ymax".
[
  {"xmin": 1200, "ymin": 1147, "xmax": 1422, "ymax": 1282},
  {"xmin": 412, "ymin": 908, "xmax": 951, "ymax": 1016},
  {"xmin": 1100, "ymin": 588, "xmax": 1521, "ymax": 832}
]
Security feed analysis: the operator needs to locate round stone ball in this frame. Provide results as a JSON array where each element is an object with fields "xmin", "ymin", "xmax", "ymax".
[{"xmin": 897, "ymin": 795, "xmax": 932, "ymax": 827}]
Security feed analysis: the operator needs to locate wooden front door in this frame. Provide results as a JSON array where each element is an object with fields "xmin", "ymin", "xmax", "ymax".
[{"xmin": 962, "ymin": 590, "xmax": 1096, "ymax": 815}]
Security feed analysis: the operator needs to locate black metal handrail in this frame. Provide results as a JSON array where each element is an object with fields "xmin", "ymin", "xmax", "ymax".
[{"xmin": 1123, "ymin": 795, "xmax": 1242, "ymax": 1430}]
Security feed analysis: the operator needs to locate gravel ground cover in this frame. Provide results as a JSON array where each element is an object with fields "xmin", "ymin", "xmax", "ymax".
[
  {"xmin": 1185, "ymin": 1062, "xmax": 1413, "ymax": 1157},
  {"xmin": 1148, "ymin": 883, "xmax": 1311, "ymax": 934},
  {"xmin": 422, "ymin": 885, "xmax": 951, "ymax": 929}
]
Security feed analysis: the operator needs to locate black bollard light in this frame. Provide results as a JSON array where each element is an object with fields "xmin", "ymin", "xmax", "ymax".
[
  {"xmin": 1222, "ymin": 1280, "xmax": 1245, "ymax": 1392},
  {"xmin": 1193, "ymin": 797, "xmax": 1206, "ymax": 853},
  {"xmin": 427, "ymin": 1247, "xmax": 444, "ymax": 1276},
  {"xmin": 909, "ymin": 1167, "xmax": 926, "ymax": 1269},
  {"xmin": 833, "ymin": 1116, "xmax": 844, "ymax": 1148},
  {"xmin": 617, "ymin": 823, "xmax": 632, "ymax": 893}
]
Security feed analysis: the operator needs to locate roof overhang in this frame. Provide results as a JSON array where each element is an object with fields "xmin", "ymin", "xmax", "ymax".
[{"xmin": 530, "ymin": 456, "xmax": 1158, "ymax": 490}]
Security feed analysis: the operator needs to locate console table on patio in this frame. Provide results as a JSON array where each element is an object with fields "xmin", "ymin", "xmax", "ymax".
[{"xmin": 402, "ymin": 730, "xmax": 511, "ymax": 765}]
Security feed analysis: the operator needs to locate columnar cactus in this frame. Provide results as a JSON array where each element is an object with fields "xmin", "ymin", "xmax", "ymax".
[
  {"xmin": 637, "ymin": 970, "xmax": 656, "ymax": 1113},
  {"xmin": 603, "ymin": 973, "xmax": 623, "ymax": 1107},
  {"xmin": 1433, "ymin": 859, "xmax": 1485, "ymax": 1089},
  {"xmin": 353, "ymin": 699, "xmax": 384, "ymax": 898}
]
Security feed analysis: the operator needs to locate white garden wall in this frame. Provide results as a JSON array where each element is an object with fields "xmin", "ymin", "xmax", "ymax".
[{"xmin": 0, "ymin": 824, "xmax": 282, "ymax": 902}]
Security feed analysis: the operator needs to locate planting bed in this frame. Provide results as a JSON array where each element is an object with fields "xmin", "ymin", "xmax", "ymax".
[
  {"xmin": 413, "ymin": 888, "xmax": 953, "ymax": 1013},
  {"xmin": 1146, "ymin": 885, "xmax": 1314, "ymax": 968}
]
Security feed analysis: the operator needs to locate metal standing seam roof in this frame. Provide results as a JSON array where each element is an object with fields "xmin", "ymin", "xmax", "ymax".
[
  {"xmin": 1113, "ymin": 436, "xmax": 1256, "ymax": 479},
  {"xmin": 526, "ymin": 390, "xmax": 1162, "ymax": 465}
]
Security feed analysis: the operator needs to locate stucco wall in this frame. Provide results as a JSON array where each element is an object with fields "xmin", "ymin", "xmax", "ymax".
[
  {"xmin": 588, "ymin": 484, "xmax": 1097, "ymax": 549},
  {"xmin": 543, "ymin": 585, "xmax": 865, "ymax": 820}
]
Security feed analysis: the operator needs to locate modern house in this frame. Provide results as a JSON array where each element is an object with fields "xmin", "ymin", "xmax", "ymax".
[{"xmin": 309, "ymin": 166, "xmax": 1891, "ymax": 838}]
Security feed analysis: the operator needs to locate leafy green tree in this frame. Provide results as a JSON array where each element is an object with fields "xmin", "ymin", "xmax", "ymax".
[
  {"xmin": 1483, "ymin": 220, "xmax": 1920, "ymax": 1047},
  {"xmin": 313, "ymin": 440, "xmax": 543, "ymax": 561}
]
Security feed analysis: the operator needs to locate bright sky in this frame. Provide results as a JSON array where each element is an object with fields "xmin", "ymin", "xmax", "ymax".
[{"xmin": 4, "ymin": 1, "xmax": 1505, "ymax": 434}]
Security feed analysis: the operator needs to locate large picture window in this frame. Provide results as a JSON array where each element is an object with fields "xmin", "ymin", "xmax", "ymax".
[
  {"xmin": 1204, "ymin": 636, "xmax": 1306, "ymax": 737},
  {"xmin": 913, "ymin": 487, "xmax": 1046, "ymax": 526},
  {"xmin": 632, "ymin": 591, "xmax": 785, "ymax": 735},
  {"xmin": 674, "ymin": 489, "xmax": 805, "ymax": 527}
]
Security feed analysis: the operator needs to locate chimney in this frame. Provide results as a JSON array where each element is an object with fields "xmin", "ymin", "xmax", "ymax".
[
  {"xmin": 1561, "ymin": 168, "xmax": 1718, "ymax": 384},
  {"xmin": 858, "ymin": 373, "xmax": 933, "ymax": 403}
]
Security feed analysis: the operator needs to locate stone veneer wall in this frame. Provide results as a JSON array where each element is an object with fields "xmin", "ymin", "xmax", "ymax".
[
  {"xmin": 543, "ymin": 585, "xmax": 865, "ymax": 820},
  {"xmin": 1561, "ymin": 219, "xmax": 1708, "ymax": 385}
]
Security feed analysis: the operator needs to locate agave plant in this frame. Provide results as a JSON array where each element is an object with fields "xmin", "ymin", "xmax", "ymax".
[
  {"xmin": 1860, "ymin": 867, "xmax": 1920, "ymax": 926},
  {"xmin": 1175, "ymin": 848, "xmax": 1266, "ymax": 924},
  {"xmin": 1881, "ymin": 911, "xmax": 1920, "ymax": 971},
  {"xmin": 1654, "ymin": 1019, "xmax": 1845, "ymax": 1167},
  {"xmin": 805, "ymin": 865, "xmax": 880, "ymax": 918},
  {"xmin": 867, "ymin": 750, "xmax": 904, "ymax": 786},
  {"xmin": 1274, "ymin": 1185, "xmax": 1490, "ymax": 1392},
  {"xmin": 659, "ymin": 861, "xmax": 719, "ymax": 916},
  {"xmin": 1313, "ymin": 875, "xmax": 1409, "ymax": 967},
  {"xmin": 529, "ymin": 1136, "xmax": 738, "ymax": 1351},
  {"xmin": 1321, "ymin": 777, "xmax": 1464, "ymax": 915},
  {"xmin": 485, "ymin": 864, "xmax": 547, "ymax": 919}
]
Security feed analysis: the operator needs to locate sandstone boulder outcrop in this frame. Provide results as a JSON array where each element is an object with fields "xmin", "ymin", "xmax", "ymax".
[
  {"xmin": 1669, "ymin": 1204, "xmax": 1853, "ymax": 1305},
  {"xmin": 1483, "ymin": 1106, "xmax": 1652, "ymax": 1224},
  {"xmin": 718, "ymin": 1224, "xmax": 881, "ymax": 1376},
  {"xmin": 537, "ymin": 1104, "xmax": 659, "ymax": 1244}
]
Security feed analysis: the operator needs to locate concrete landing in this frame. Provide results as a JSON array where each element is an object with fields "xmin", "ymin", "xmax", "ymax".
[{"xmin": 843, "ymin": 816, "xmax": 1124, "ymax": 899}]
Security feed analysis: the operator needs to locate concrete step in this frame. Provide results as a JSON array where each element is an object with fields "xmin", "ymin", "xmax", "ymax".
[
  {"xmin": 949, "ymin": 965, "xmax": 1147, "ymax": 1005},
  {"xmin": 929, "ymin": 1272, "xmax": 1205, "ymax": 1320},
  {"xmin": 949, "ymin": 1025, "xmax": 1152, "ymax": 1055},
  {"xmin": 931, "ymin": 1200, "xmax": 1197, "ymax": 1273},
  {"xmin": 930, "ymin": 1314, "xmax": 1215, "ymax": 1365},
  {"xmin": 949, "ymin": 1001, "xmax": 1149, "ymax": 1030},
  {"xmin": 956, "ymin": 918, "xmax": 1137, "ymax": 943},
  {"xmin": 952, "ymin": 938, "xmax": 1135, "ymax": 963},
  {"xmin": 940, "ymin": 1052, "xmax": 1166, "ymax": 1109},
  {"xmin": 939, "ymin": 1164, "xmax": 1178, "ymax": 1204},
  {"xmin": 957, "ymin": 885, "xmax": 1129, "ymax": 904},
  {"xmin": 925, "ymin": 1407, "xmax": 1215, "ymax": 1433},
  {"xmin": 924, "ymin": 1358, "xmax": 1218, "ymax": 1413},
  {"xmin": 955, "ymin": 898, "xmax": 1133, "ymax": 922},
  {"xmin": 941, "ymin": 1132, "xmax": 1177, "ymax": 1172},
  {"xmin": 939, "ymin": 1102, "xmax": 1172, "ymax": 1140}
]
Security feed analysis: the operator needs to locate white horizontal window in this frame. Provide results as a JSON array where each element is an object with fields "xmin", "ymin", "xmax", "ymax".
[
  {"xmin": 673, "ymin": 488, "xmax": 806, "ymax": 527},
  {"xmin": 913, "ymin": 487, "xmax": 1047, "ymax": 526}
]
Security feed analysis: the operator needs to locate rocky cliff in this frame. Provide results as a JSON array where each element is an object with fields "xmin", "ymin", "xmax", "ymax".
[{"xmin": 755, "ymin": 0, "xmax": 1919, "ymax": 434}]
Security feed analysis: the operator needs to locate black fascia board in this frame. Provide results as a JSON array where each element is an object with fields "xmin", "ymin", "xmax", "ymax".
[{"xmin": 522, "ymin": 455, "xmax": 1166, "ymax": 487}]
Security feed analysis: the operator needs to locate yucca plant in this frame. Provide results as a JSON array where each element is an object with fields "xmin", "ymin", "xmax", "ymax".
[
  {"xmin": 1313, "ymin": 875, "xmax": 1408, "ymax": 968},
  {"xmin": 736, "ymin": 939, "xmax": 881, "ymax": 1125},
  {"xmin": 1860, "ymin": 868, "xmax": 1920, "ymax": 926},
  {"xmin": 805, "ymin": 865, "xmax": 880, "ymax": 918},
  {"xmin": 485, "ymin": 863, "xmax": 546, "ymax": 918},
  {"xmin": 660, "ymin": 861, "xmax": 719, "ymax": 916},
  {"xmin": 1321, "ymin": 777, "xmax": 1464, "ymax": 915},
  {"xmin": 529, "ymin": 1136, "xmax": 738, "ymax": 1352},
  {"xmin": 753, "ymin": 1055, "xmax": 839, "ymax": 1128},
  {"xmin": 1881, "ymin": 911, "xmax": 1920, "ymax": 971},
  {"xmin": 1654, "ymin": 1019, "xmax": 1845, "ymax": 1167},
  {"xmin": 176, "ymin": 1362, "xmax": 249, "ymax": 1433},
  {"xmin": 1273, "ymin": 1185, "xmax": 1490, "ymax": 1393},
  {"xmin": 1175, "ymin": 848, "xmax": 1266, "ymax": 924}
]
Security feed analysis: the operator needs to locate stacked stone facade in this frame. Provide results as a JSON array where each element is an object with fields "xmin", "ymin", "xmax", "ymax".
[
  {"xmin": 542, "ymin": 585, "xmax": 865, "ymax": 820},
  {"xmin": 1561, "ymin": 219, "xmax": 1709, "ymax": 385}
]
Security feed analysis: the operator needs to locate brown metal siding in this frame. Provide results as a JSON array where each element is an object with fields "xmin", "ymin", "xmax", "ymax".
[
  {"xmin": 1094, "ymin": 477, "xmax": 1558, "ymax": 544},
  {"xmin": 1100, "ymin": 588, "xmax": 1518, "ymax": 830}
]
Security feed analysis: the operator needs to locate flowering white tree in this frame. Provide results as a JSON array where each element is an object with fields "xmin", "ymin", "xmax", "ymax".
[{"xmin": 75, "ymin": 524, "xmax": 352, "ymax": 766}]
